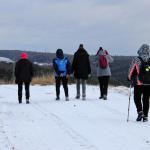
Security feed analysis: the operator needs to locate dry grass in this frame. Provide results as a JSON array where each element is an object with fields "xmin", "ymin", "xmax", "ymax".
[
  {"xmin": 31, "ymin": 75, "xmax": 55, "ymax": 85},
  {"xmin": 0, "ymin": 80, "xmax": 14, "ymax": 84},
  {"xmin": 0, "ymin": 75, "xmax": 55, "ymax": 85}
]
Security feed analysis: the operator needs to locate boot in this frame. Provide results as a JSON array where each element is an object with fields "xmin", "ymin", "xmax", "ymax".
[
  {"xmin": 75, "ymin": 95, "xmax": 80, "ymax": 99},
  {"xmin": 19, "ymin": 101, "xmax": 22, "ymax": 104},
  {"xmin": 143, "ymin": 116, "xmax": 148, "ymax": 122},
  {"xmin": 82, "ymin": 93, "xmax": 86, "ymax": 100},
  {"xmin": 136, "ymin": 111, "xmax": 144, "ymax": 121},
  {"xmin": 82, "ymin": 96, "xmax": 86, "ymax": 100},
  {"xmin": 66, "ymin": 97, "xmax": 69, "ymax": 101},
  {"xmin": 18, "ymin": 97, "xmax": 22, "ymax": 104},
  {"xmin": 26, "ymin": 99, "xmax": 30, "ymax": 104},
  {"xmin": 56, "ymin": 97, "xmax": 60, "ymax": 100},
  {"xmin": 103, "ymin": 95, "xmax": 107, "ymax": 100},
  {"xmin": 99, "ymin": 96, "xmax": 103, "ymax": 99}
]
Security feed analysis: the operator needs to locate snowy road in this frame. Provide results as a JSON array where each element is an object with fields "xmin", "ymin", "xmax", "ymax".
[{"xmin": 0, "ymin": 84, "xmax": 150, "ymax": 150}]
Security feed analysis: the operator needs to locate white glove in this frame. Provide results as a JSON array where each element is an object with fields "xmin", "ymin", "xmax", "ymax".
[
  {"xmin": 88, "ymin": 74, "xmax": 91, "ymax": 78},
  {"xmin": 70, "ymin": 74, "xmax": 74, "ymax": 78}
]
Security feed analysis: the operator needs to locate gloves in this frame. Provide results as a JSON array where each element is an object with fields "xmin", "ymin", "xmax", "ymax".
[
  {"xmin": 88, "ymin": 74, "xmax": 91, "ymax": 78},
  {"xmin": 70, "ymin": 74, "xmax": 74, "ymax": 78},
  {"xmin": 59, "ymin": 73, "xmax": 63, "ymax": 77}
]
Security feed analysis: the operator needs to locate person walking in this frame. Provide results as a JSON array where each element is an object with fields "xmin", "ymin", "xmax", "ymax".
[
  {"xmin": 53, "ymin": 49, "xmax": 71, "ymax": 101},
  {"xmin": 71, "ymin": 44, "xmax": 91, "ymax": 100},
  {"xmin": 128, "ymin": 44, "xmax": 150, "ymax": 122},
  {"xmin": 15, "ymin": 52, "xmax": 33, "ymax": 104},
  {"xmin": 95, "ymin": 47, "xmax": 113, "ymax": 100}
]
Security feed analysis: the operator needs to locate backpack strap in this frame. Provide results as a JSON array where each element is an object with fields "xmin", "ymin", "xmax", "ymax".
[
  {"xmin": 148, "ymin": 57, "xmax": 150, "ymax": 63},
  {"xmin": 137, "ymin": 56, "xmax": 146, "ymax": 69},
  {"xmin": 138, "ymin": 56, "xmax": 144, "ymax": 63}
]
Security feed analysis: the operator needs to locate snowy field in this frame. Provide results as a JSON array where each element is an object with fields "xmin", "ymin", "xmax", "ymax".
[{"xmin": 0, "ymin": 84, "xmax": 150, "ymax": 150}]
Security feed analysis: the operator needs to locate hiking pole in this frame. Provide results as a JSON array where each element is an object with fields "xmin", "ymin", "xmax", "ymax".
[{"xmin": 127, "ymin": 83, "xmax": 132, "ymax": 122}]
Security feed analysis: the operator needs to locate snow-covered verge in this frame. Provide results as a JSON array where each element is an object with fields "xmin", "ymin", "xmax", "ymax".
[
  {"xmin": 0, "ymin": 57, "xmax": 14, "ymax": 63},
  {"xmin": 33, "ymin": 62, "xmax": 52, "ymax": 66},
  {"xmin": 0, "ymin": 84, "xmax": 150, "ymax": 150}
]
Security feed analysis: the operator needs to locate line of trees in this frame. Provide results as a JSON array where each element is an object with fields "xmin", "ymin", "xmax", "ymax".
[{"xmin": 0, "ymin": 50, "xmax": 133, "ymax": 86}]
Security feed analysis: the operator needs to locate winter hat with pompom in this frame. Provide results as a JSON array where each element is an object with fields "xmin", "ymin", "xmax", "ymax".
[{"xmin": 20, "ymin": 52, "xmax": 28, "ymax": 59}]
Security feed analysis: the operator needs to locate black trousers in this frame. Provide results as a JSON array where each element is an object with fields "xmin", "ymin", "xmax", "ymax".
[
  {"xmin": 18, "ymin": 82, "xmax": 30, "ymax": 101},
  {"xmin": 55, "ymin": 76, "xmax": 68, "ymax": 97},
  {"xmin": 134, "ymin": 85, "xmax": 150, "ymax": 117},
  {"xmin": 98, "ymin": 76, "xmax": 110, "ymax": 96}
]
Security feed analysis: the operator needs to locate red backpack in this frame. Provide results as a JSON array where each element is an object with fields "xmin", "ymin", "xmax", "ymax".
[{"xmin": 99, "ymin": 55, "xmax": 108, "ymax": 69}]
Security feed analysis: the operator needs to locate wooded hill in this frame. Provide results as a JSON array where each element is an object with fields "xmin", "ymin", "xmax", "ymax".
[{"xmin": 0, "ymin": 50, "xmax": 133, "ymax": 86}]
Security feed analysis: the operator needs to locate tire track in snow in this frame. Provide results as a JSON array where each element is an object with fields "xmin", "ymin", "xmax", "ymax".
[
  {"xmin": 90, "ymin": 100, "xmax": 127, "ymax": 117},
  {"xmin": 87, "ymin": 94, "xmax": 132, "ymax": 120},
  {"xmin": 88, "ymin": 97, "xmax": 150, "ymax": 148},
  {"xmin": 31, "ymin": 102, "xmax": 100, "ymax": 150}
]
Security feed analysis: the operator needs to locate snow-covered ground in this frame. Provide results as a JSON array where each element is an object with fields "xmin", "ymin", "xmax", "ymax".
[{"xmin": 0, "ymin": 84, "xmax": 150, "ymax": 150}]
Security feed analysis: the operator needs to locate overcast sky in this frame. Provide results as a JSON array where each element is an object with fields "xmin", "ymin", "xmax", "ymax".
[{"xmin": 0, "ymin": 0, "xmax": 150, "ymax": 55}]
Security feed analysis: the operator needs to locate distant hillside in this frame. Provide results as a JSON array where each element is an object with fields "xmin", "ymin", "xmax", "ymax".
[
  {"xmin": 0, "ymin": 50, "xmax": 133, "ymax": 86},
  {"xmin": 0, "ymin": 50, "xmax": 72, "ymax": 63},
  {"xmin": 0, "ymin": 57, "xmax": 14, "ymax": 63},
  {"xmin": 110, "ymin": 56, "xmax": 133, "ymax": 86}
]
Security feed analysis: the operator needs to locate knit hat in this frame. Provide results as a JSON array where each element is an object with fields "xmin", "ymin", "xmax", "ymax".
[
  {"xmin": 20, "ymin": 52, "xmax": 28, "ymax": 59},
  {"xmin": 137, "ymin": 44, "xmax": 150, "ymax": 62},
  {"xmin": 99, "ymin": 47, "xmax": 103, "ymax": 51},
  {"xmin": 79, "ymin": 44, "xmax": 83, "ymax": 49},
  {"xmin": 96, "ymin": 47, "xmax": 104, "ymax": 55}
]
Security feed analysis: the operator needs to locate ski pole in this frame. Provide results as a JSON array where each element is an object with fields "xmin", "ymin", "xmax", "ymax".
[{"xmin": 127, "ymin": 83, "xmax": 132, "ymax": 122}]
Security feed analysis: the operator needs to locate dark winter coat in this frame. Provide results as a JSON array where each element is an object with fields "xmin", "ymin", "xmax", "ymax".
[
  {"xmin": 15, "ymin": 59, "xmax": 33, "ymax": 83},
  {"xmin": 71, "ymin": 48, "xmax": 91, "ymax": 79}
]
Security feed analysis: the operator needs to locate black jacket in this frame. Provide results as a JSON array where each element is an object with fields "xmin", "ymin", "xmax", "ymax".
[
  {"xmin": 71, "ymin": 48, "xmax": 91, "ymax": 79},
  {"xmin": 15, "ymin": 59, "xmax": 33, "ymax": 83}
]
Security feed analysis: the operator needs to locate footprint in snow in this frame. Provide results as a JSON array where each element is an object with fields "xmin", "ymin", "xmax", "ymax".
[{"xmin": 146, "ymin": 140, "xmax": 150, "ymax": 145}]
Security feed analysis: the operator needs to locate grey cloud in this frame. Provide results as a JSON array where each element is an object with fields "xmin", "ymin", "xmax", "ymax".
[{"xmin": 0, "ymin": 0, "xmax": 150, "ymax": 55}]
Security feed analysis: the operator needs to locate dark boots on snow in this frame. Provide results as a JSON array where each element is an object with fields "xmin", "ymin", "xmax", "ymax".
[
  {"xmin": 18, "ymin": 97, "xmax": 22, "ymax": 104},
  {"xmin": 76, "ymin": 95, "xmax": 80, "ymax": 99},
  {"xmin": 56, "ymin": 97, "xmax": 60, "ymax": 100},
  {"xmin": 99, "ymin": 96, "xmax": 103, "ymax": 99},
  {"xmin": 18, "ymin": 98, "xmax": 30, "ymax": 104},
  {"xmin": 143, "ymin": 117, "xmax": 148, "ymax": 122},
  {"xmin": 103, "ymin": 95, "xmax": 107, "ymax": 100},
  {"xmin": 136, "ymin": 111, "xmax": 144, "ymax": 121},
  {"xmin": 99, "ymin": 95, "xmax": 107, "ymax": 100},
  {"xmin": 26, "ymin": 99, "xmax": 30, "ymax": 104},
  {"xmin": 136, "ymin": 111, "xmax": 148, "ymax": 122}
]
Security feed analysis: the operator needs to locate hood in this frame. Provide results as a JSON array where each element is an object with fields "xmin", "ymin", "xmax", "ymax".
[
  {"xmin": 137, "ymin": 44, "xmax": 150, "ymax": 62},
  {"xmin": 56, "ymin": 49, "xmax": 64, "ymax": 59},
  {"xmin": 97, "ymin": 50, "xmax": 105, "ymax": 56},
  {"xmin": 76, "ymin": 48, "xmax": 88, "ymax": 56}
]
